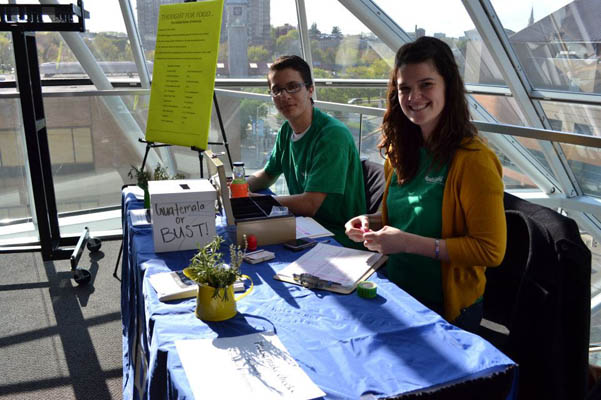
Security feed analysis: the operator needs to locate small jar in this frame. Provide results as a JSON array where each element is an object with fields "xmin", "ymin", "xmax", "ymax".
[
  {"xmin": 230, "ymin": 161, "xmax": 248, "ymax": 198},
  {"xmin": 232, "ymin": 162, "xmax": 246, "ymax": 184}
]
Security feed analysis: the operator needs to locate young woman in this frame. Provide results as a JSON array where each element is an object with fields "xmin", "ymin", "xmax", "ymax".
[{"xmin": 345, "ymin": 37, "xmax": 506, "ymax": 332}]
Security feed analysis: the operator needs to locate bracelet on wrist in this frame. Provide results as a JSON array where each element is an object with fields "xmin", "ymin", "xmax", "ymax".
[{"xmin": 434, "ymin": 239, "xmax": 440, "ymax": 260}]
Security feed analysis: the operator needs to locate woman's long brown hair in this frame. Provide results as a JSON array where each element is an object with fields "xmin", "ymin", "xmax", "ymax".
[{"xmin": 380, "ymin": 37, "xmax": 477, "ymax": 183}]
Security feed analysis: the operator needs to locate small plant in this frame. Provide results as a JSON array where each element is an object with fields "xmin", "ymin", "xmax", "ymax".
[
  {"xmin": 128, "ymin": 165, "xmax": 185, "ymax": 208},
  {"xmin": 183, "ymin": 236, "xmax": 246, "ymax": 301},
  {"xmin": 127, "ymin": 164, "xmax": 185, "ymax": 189}
]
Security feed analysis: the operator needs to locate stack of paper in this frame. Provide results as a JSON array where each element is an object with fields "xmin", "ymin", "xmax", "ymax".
[
  {"xmin": 130, "ymin": 208, "xmax": 151, "ymax": 226},
  {"xmin": 176, "ymin": 332, "xmax": 325, "ymax": 399},
  {"xmin": 295, "ymin": 216, "xmax": 334, "ymax": 239}
]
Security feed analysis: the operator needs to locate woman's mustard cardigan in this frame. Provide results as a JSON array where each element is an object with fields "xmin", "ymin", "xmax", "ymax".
[{"xmin": 381, "ymin": 137, "xmax": 507, "ymax": 322}]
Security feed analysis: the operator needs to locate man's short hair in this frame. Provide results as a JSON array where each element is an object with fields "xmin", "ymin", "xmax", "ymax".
[
  {"xmin": 268, "ymin": 55, "xmax": 314, "ymax": 104},
  {"xmin": 268, "ymin": 55, "xmax": 313, "ymax": 87}
]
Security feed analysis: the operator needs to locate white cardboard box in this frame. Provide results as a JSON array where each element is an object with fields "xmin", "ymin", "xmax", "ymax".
[{"xmin": 148, "ymin": 179, "xmax": 217, "ymax": 253}]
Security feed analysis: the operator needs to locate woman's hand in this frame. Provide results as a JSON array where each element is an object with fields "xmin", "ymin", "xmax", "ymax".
[
  {"xmin": 345, "ymin": 215, "xmax": 371, "ymax": 242},
  {"xmin": 362, "ymin": 226, "xmax": 406, "ymax": 255}
]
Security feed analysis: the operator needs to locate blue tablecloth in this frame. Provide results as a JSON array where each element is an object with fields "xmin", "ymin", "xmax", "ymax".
[{"xmin": 120, "ymin": 188, "xmax": 517, "ymax": 399}]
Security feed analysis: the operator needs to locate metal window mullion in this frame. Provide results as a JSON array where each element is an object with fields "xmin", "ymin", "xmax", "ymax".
[
  {"xmin": 119, "ymin": 0, "xmax": 180, "ymax": 176},
  {"xmin": 463, "ymin": 0, "xmax": 581, "ymax": 197},
  {"xmin": 560, "ymin": 197, "xmax": 601, "ymax": 217},
  {"xmin": 532, "ymin": 89, "xmax": 601, "ymax": 106},
  {"xmin": 119, "ymin": 0, "xmax": 150, "ymax": 89},
  {"xmin": 337, "ymin": 0, "xmax": 410, "ymax": 52},
  {"xmin": 295, "ymin": 0, "xmax": 316, "ymax": 101}
]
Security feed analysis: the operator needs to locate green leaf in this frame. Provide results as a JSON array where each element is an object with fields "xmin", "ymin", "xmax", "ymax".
[{"xmin": 184, "ymin": 236, "xmax": 246, "ymax": 302}]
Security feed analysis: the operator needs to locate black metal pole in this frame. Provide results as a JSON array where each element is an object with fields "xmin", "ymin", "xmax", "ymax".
[
  {"xmin": 25, "ymin": 33, "xmax": 62, "ymax": 242},
  {"xmin": 213, "ymin": 92, "xmax": 233, "ymax": 169},
  {"xmin": 12, "ymin": 31, "xmax": 54, "ymax": 259}
]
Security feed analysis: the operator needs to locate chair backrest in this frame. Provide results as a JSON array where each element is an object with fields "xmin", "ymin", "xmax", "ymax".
[
  {"xmin": 482, "ymin": 210, "xmax": 530, "ymax": 328},
  {"xmin": 361, "ymin": 159, "xmax": 385, "ymax": 215},
  {"xmin": 481, "ymin": 192, "xmax": 592, "ymax": 400}
]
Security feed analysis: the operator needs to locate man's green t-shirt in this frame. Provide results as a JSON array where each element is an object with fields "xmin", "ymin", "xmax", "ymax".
[
  {"xmin": 264, "ymin": 107, "xmax": 366, "ymax": 247},
  {"xmin": 385, "ymin": 147, "xmax": 448, "ymax": 309}
]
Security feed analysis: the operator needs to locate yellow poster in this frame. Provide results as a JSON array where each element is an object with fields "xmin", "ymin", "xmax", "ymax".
[{"xmin": 145, "ymin": 0, "xmax": 224, "ymax": 149}]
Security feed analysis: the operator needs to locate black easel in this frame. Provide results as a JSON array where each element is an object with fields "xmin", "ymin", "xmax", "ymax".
[
  {"xmin": 112, "ymin": 93, "xmax": 233, "ymax": 278},
  {"xmin": 0, "ymin": 2, "xmax": 96, "ymax": 284},
  {"xmin": 135, "ymin": 92, "xmax": 233, "ymax": 177}
]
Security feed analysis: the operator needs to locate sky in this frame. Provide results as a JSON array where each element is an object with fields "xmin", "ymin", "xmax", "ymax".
[{"xmin": 79, "ymin": 0, "xmax": 573, "ymax": 38}]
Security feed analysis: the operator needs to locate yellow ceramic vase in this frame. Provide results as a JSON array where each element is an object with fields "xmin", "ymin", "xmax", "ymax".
[{"xmin": 195, "ymin": 274, "xmax": 253, "ymax": 321}]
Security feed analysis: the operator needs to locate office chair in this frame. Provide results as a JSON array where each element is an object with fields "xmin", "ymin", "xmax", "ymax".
[
  {"xmin": 478, "ymin": 192, "xmax": 591, "ymax": 400},
  {"xmin": 361, "ymin": 159, "xmax": 385, "ymax": 214}
]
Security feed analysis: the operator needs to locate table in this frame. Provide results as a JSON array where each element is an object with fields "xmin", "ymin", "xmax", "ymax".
[{"xmin": 120, "ymin": 187, "xmax": 517, "ymax": 399}]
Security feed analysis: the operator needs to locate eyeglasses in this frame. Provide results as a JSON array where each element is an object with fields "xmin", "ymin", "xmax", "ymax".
[{"xmin": 269, "ymin": 81, "xmax": 309, "ymax": 97}]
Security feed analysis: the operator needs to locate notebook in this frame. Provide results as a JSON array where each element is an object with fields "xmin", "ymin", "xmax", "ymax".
[
  {"xmin": 295, "ymin": 216, "xmax": 334, "ymax": 239},
  {"xmin": 149, "ymin": 270, "xmax": 244, "ymax": 301}
]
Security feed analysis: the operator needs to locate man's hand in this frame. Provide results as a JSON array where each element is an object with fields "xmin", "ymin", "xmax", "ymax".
[
  {"xmin": 247, "ymin": 169, "xmax": 276, "ymax": 193},
  {"xmin": 275, "ymin": 192, "xmax": 327, "ymax": 217}
]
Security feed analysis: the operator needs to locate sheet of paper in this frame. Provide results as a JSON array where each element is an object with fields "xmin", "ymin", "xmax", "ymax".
[
  {"xmin": 130, "ymin": 209, "xmax": 151, "ymax": 226},
  {"xmin": 145, "ymin": 0, "xmax": 224, "ymax": 149},
  {"xmin": 295, "ymin": 216, "xmax": 334, "ymax": 239},
  {"xmin": 176, "ymin": 332, "xmax": 325, "ymax": 400},
  {"xmin": 277, "ymin": 243, "xmax": 382, "ymax": 287}
]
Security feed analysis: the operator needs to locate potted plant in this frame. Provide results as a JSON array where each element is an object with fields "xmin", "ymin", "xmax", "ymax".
[
  {"xmin": 128, "ymin": 165, "xmax": 185, "ymax": 208},
  {"xmin": 183, "ymin": 235, "xmax": 252, "ymax": 321}
]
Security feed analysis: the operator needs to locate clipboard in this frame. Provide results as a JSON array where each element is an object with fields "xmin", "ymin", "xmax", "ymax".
[{"xmin": 274, "ymin": 243, "xmax": 388, "ymax": 294}]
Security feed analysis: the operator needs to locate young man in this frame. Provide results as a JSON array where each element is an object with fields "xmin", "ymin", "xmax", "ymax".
[{"xmin": 247, "ymin": 55, "xmax": 366, "ymax": 247}]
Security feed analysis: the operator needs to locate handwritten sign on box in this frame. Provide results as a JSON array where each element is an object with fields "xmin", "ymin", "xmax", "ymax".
[{"xmin": 149, "ymin": 179, "xmax": 217, "ymax": 253}]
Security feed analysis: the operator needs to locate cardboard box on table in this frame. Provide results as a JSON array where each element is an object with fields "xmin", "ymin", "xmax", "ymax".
[
  {"xmin": 204, "ymin": 150, "xmax": 295, "ymax": 246},
  {"xmin": 148, "ymin": 179, "xmax": 217, "ymax": 253}
]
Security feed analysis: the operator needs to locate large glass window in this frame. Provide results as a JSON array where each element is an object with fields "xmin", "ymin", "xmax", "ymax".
[
  {"xmin": 492, "ymin": 0, "xmax": 601, "ymax": 94},
  {"xmin": 538, "ymin": 100, "xmax": 601, "ymax": 197},
  {"xmin": 471, "ymin": 93, "xmax": 528, "ymax": 126},
  {"xmin": 1, "ymin": 1, "xmax": 137, "ymax": 83},
  {"xmin": 374, "ymin": 0, "xmax": 506, "ymax": 86},
  {"xmin": 305, "ymin": 0, "xmax": 393, "ymax": 79},
  {"xmin": 540, "ymin": 100, "xmax": 601, "ymax": 137},
  {"xmin": 560, "ymin": 143, "xmax": 601, "ymax": 197},
  {"xmin": 43, "ymin": 94, "xmax": 135, "ymax": 216},
  {"xmin": 82, "ymin": 0, "xmax": 135, "ymax": 68},
  {"xmin": 0, "ymin": 98, "xmax": 36, "ymax": 245},
  {"xmin": 471, "ymin": 93, "xmax": 554, "ymax": 188},
  {"xmin": 0, "ymin": 32, "xmax": 13, "ymax": 82},
  {"xmin": 0, "ymin": 100, "xmax": 31, "ymax": 214},
  {"xmin": 304, "ymin": 0, "xmax": 392, "ymax": 106}
]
